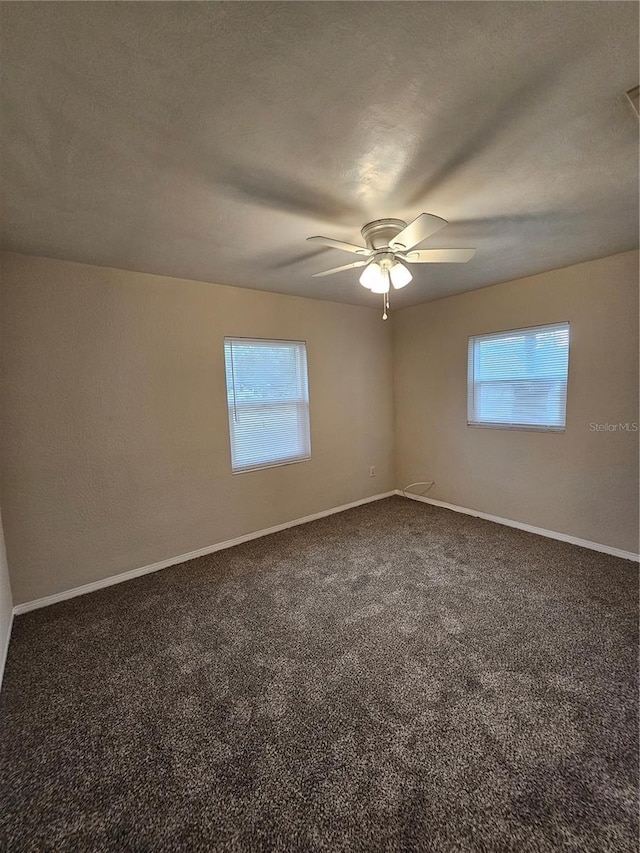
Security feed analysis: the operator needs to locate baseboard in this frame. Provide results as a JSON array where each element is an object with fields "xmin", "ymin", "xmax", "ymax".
[
  {"xmin": 0, "ymin": 609, "xmax": 14, "ymax": 690},
  {"xmin": 13, "ymin": 491, "xmax": 397, "ymax": 615},
  {"xmin": 397, "ymin": 491, "xmax": 640, "ymax": 562},
  {"xmin": 14, "ymin": 486, "xmax": 636, "ymax": 617}
]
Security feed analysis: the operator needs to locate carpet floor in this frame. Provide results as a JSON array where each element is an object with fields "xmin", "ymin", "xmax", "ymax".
[{"xmin": 0, "ymin": 496, "xmax": 637, "ymax": 852}]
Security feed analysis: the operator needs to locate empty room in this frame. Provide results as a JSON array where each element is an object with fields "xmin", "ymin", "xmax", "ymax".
[{"xmin": 0, "ymin": 2, "xmax": 638, "ymax": 851}]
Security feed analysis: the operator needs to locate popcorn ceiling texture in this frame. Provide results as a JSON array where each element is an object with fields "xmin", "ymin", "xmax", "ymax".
[
  {"xmin": 1, "ymin": 498, "xmax": 637, "ymax": 851},
  {"xmin": 0, "ymin": 2, "xmax": 638, "ymax": 308}
]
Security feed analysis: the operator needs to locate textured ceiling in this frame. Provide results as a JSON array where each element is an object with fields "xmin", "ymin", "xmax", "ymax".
[{"xmin": 1, "ymin": 2, "xmax": 638, "ymax": 308}]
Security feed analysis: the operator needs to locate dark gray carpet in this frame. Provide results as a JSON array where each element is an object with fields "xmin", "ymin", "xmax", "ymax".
[{"xmin": 0, "ymin": 496, "xmax": 637, "ymax": 852}]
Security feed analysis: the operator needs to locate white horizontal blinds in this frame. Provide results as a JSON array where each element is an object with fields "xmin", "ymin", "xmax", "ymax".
[
  {"xmin": 467, "ymin": 323, "xmax": 570, "ymax": 430},
  {"xmin": 224, "ymin": 338, "xmax": 311, "ymax": 473}
]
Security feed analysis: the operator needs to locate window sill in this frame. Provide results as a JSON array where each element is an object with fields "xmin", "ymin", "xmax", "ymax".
[
  {"xmin": 231, "ymin": 455, "xmax": 312, "ymax": 475},
  {"xmin": 467, "ymin": 422, "xmax": 565, "ymax": 433}
]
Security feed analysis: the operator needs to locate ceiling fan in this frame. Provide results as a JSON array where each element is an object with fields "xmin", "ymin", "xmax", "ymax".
[{"xmin": 307, "ymin": 214, "xmax": 475, "ymax": 318}]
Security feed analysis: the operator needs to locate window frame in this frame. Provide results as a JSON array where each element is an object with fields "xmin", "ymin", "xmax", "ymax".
[
  {"xmin": 467, "ymin": 321, "xmax": 571, "ymax": 433},
  {"xmin": 224, "ymin": 336, "xmax": 312, "ymax": 474}
]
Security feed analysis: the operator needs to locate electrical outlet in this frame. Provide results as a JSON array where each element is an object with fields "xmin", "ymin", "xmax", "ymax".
[{"xmin": 369, "ymin": 466, "xmax": 376, "ymax": 477}]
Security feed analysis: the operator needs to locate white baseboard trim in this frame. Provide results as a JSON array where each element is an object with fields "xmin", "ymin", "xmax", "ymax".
[
  {"xmin": 13, "ymin": 491, "xmax": 397, "ymax": 615},
  {"xmin": 13, "ymin": 486, "xmax": 637, "ymax": 617},
  {"xmin": 396, "ymin": 490, "xmax": 640, "ymax": 562},
  {"xmin": 0, "ymin": 609, "xmax": 15, "ymax": 690}
]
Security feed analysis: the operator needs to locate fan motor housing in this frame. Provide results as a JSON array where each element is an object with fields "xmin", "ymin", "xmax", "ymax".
[{"xmin": 361, "ymin": 219, "xmax": 407, "ymax": 250}]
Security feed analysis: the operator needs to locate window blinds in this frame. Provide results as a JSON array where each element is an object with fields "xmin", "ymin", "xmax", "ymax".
[
  {"xmin": 467, "ymin": 323, "xmax": 570, "ymax": 431},
  {"xmin": 224, "ymin": 338, "xmax": 311, "ymax": 473}
]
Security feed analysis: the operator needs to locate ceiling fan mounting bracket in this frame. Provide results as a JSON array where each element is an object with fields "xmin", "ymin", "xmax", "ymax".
[{"xmin": 361, "ymin": 219, "xmax": 407, "ymax": 250}]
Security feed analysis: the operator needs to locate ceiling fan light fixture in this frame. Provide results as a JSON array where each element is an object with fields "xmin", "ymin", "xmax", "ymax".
[
  {"xmin": 390, "ymin": 261, "xmax": 412, "ymax": 289},
  {"xmin": 359, "ymin": 261, "xmax": 382, "ymax": 290},
  {"xmin": 370, "ymin": 267, "xmax": 390, "ymax": 294},
  {"xmin": 308, "ymin": 214, "xmax": 476, "ymax": 316}
]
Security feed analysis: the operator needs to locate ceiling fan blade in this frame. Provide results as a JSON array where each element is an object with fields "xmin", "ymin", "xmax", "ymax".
[
  {"xmin": 402, "ymin": 248, "xmax": 476, "ymax": 263},
  {"xmin": 307, "ymin": 236, "xmax": 372, "ymax": 256},
  {"xmin": 389, "ymin": 213, "xmax": 448, "ymax": 251},
  {"xmin": 311, "ymin": 260, "xmax": 369, "ymax": 278}
]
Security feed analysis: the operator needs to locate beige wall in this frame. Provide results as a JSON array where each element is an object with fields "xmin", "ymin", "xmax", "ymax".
[
  {"xmin": 0, "ymin": 508, "xmax": 14, "ymax": 687},
  {"xmin": 1, "ymin": 250, "xmax": 637, "ymax": 606},
  {"xmin": 0, "ymin": 253, "xmax": 395, "ymax": 604},
  {"xmin": 393, "ymin": 250, "xmax": 639, "ymax": 554}
]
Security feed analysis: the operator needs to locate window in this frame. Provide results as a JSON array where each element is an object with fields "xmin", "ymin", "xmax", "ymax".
[
  {"xmin": 467, "ymin": 322, "xmax": 570, "ymax": 431},
  {"xmin": 224, "ymin": 338, "xmax": 311, "ymax": 473}
]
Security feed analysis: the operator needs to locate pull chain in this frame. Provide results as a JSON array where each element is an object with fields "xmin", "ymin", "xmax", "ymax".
[{"xmin": 382, "ymin": 291, "xmax": 390, "ymax": 320}]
